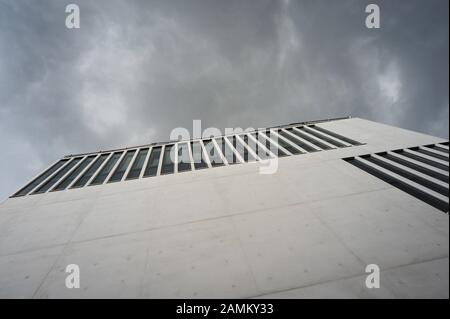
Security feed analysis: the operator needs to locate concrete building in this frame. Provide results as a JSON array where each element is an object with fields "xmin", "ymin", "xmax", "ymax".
[{"xmin": 0, "ymin": 117, "xmax": 448, "ymax": 298}]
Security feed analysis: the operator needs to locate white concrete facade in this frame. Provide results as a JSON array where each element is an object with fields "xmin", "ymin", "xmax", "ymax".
[{"xmin": 0, "ymin": 117, "xmax": 448, "ymax": 298}]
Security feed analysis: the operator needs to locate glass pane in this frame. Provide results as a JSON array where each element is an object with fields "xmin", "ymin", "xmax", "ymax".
[
  {"xmin": 281, "ymin": 129, "xmax": 316, "ymax": 152},
  {"xmin": 14, "ymin": 159, "xmax": 69, "ymax": 196},
  {"xmin": 160, "ymin": 145, "xmax": 175, "ymax": 175},
  {"xmin": 72, "ymin": 153, "xmax": 110, "ymax": 188},
  {"xmin": 217, "ymin": 137, "xmax": 237, "ymax": 165},
  {"xmin": 301, "ymin": 127, "xmax": 346, "ymax": 148},
  {"xmin": 238, "ymin": 135, "xmax": 256, "ymax": 162},
  {"xmin": 33, "ymin": 157, "xmax": 83, "ymax": 194},
  {"xmin": 53, "ymin": 156, "xmax": 96, "ymax": 191},
  {"xmin": 248, "ymin": 133, "xmax": 269, "ymax": 160},
  {"xmin": 143, "ymin": 147, "xmax": 162, "ymax": 177},
  {"xmin": 311, "ymin": 125, "xmax": 362, "ymax": 145},
  {"xmin": 230, "ymin": 136, "xmax": 244, "ymax": 162},
  {"xmin": 292, "ymin": 127, "xmax": 332, "ymax": 150},
  {"xmin": 203, "ymin": 139, "xmax": 224, "ymax": 167},
  {"xmin": 273, "ymin": 130, "xmax": 301, "ymax": 154},
  {"xmin": 191, "ymin": 141, "xmax": 208, "ymax": 169},
  {"xmin": 177, "ymin": 143, "xmax": 192, "ymax": 172},
  {"xmin": 126, "ymin": 148, "xmax": 149, "ymax": 180},
  {"xmin": 90, "ymin": 152, "xmax": 123, "ymax": 185},
  {"xmin": 109, "ymin": 150, "xmax": 136, "ymax": 182},
  {"xmin": 264, "ymin": 131, "xmax": 289, "ymax": 157}
]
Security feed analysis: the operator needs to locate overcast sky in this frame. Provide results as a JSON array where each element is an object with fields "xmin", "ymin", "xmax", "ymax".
[{"xmin": 0, "ymin": 0, "xmax": 448, "ymax": 200}]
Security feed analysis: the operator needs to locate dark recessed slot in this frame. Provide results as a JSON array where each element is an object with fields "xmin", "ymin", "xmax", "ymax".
[
  {"xmin": 109, "ymin": 150, "xmax": 137, "ymax": 182},
  {"xmin": 428, "ymin": 145, "xmax": 449, "ymax": 154},
  {"xmin": 398, "ymin": 151, "xmax": 449, "ymax": 172},
  {"xmin": 280, "ymin": 129, "xmax": 318, "ymax": 152},
  {"xmin": 365, "ymin": 156, "xmax": 449, "ymax": 197},
  {"xmin": 33, "ymin": 157, "xmax": 83, "ymax": 194},
  {"xmin": 414, "ymin": 148, "xmax": 449, "ymax": 162},
  {"xmin": 218, "ymin": 137, "xmax": 238, "ymax": 164},
  {"xmin": 160, "ymin": 145, "xmax": 175, "ymax": 175},
  {"xmin": 72, "ymin": 153, "xmax": 110, "ymax": 188},
  {"xmin": 191, "ymin": 142, "xmax": 208, "ymax": 170},
  {"xmin": 301, "ymin": 127, "xmax": 346, "ymax": 148},
  {"xmin": 53, "ymin": 156, "xmax": 96, "ymax": 191},
  {"xmin": 203, "ymin": 139, "xmax": 224, "ymax": 167},
  {"xmin": 126, "ymin": 149, "xmax": 149, "ymax": 180},
  {"xmin": 310, "ymin": 125, "xmax": 362, "ymax": 146},
  {"xmin": 292, "ymin": 127, "xmax": 332, "ymax": 150},
  {"xmin": 12, "ymin": 159, "xmax": 70, "ymax": 197},
  {"xmin": 143, "ymin": 147, "xmax": 162, "ymax": 177},
  {"xmin": 263, "ymin": 131, "xmax": 288, "ymax": 157},
  {"xmin": 344, "ymin": 158, "xmax": 449, "ymax": 213},
  {"xmin": 272, "ymin": 131, "xmax": 302, "ymax": 155},
  {"xmin": 380, "ymin": 153, "xmax": 449, "ymax": 183},
  {"xmin": 177, "ymin": 143, "xmax": 192, "ymax": 172}
]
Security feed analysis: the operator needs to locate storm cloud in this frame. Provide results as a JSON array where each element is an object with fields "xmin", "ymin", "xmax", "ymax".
[{"xmin": 0, "ymin": 0, "xmax": 448, "ymax": 200}]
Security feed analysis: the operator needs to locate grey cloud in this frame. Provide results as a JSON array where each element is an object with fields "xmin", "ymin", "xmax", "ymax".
[{"xmin": 0, "ymin": 0, "xmax": 448, "ymax": 200}]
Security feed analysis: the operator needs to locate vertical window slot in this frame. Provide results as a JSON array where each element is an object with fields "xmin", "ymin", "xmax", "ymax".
[
  {"xmin": 143, "ymin": 147, "xmax": 162, "ymax": 177},
  {"xmin": 126, "ymin": 148, "xmax": 149, "ymax": 180},
  {"xmin": 90, "ymin": 152, "xmax": 123, "ymax": 185}
]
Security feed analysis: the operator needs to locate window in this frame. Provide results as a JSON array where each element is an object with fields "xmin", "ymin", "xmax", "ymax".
[
  {"xmin": 412, "ymin": 147, "xmax": 449, "ymax": 162},
  {"xmin": 108, "ymin": 150, "xmax": 136, "ymax": 182},
  {"xmin": 395, "ymin": 150, "xmax": 449, "ymax": 172},
  {"xmin": 191, "ymin": 141, "xmax": 208, "ymax": 169},
  {"xmin": 13, "ymin": 159, "xmax": 70, "ymax": 196},
  {"xmin": 364, "ymin": 155, "xmax": 448, "ymax": 196},
  {"xmin": 230, "ymin": 136, "xmax": 245, "ymax": 162},
  {"xmin": 283, "ymin": 128, "xmax": 318, "ymax": 152},
  {"xmin": 217, "ymin": 137, "xmax": 238, "ymax": 165},
  {"xmin": 261, "ymin": 131, "xmax": 288, "ymax": 157},
  {"xmin": 301, "ymin": 127, "xmax": 346, "ymax": 148},
  {"xmin": 310, "ymin": 125, "xmax": 362, "ymax": 145},
  {"xmin": 277, "ymin": 130, "xmax": 312, "ymax": 153},
  {"xmin": 126, "ymin": 148, "xmax": 149, "ymax": 180},
  {"xmin": 177, "ymin": 143, "xmax": 192, "ymax": 172},
  {"xmin": 272, "ymin": 130, "xmax": 301, "ymax": 155},
  {"xmin": 249, "ymin": 133, "xmax": 269, "ymax": 159},
  {"xmin": 160, "ymin": 145, "xmax": 175, "ymax": 175},
  {"xmin": 90, "ymin": 152, "xmax": 123, "ymax": 185},
  {"xmin": 33, "ymin": 157, "xmax": 83, "ymax": 194},
  {"xmin": 292, "ymin": 127, "xmax": 332, "ymax": 150},
  {"xmin": 53, "ymin": 156, "xmax": 96, "ymax": 191},
  {"xmin": 344, "ymin": 156, "xmax": 449, "ymax": 213},
  {"xmin": 203, "ymin": 139, "xmax": 224, "ymax": 167},
  {"xmin": 71, "ymin": 153, "xmax": 110, "ymax": 188},
  {"xmin": 13, "ymin": 121, "xmax": 370, "ymax": 196},
  {"xmin": 236, "ymin": 135, "xmax": 256, "ymax": 162},
  {"xmin": 143, "ymin": 147, "xmax": 162, "ymax": 177},
  {"xmin": 380, "ymin": 152, "xmax": 448, "ymax": 183}
]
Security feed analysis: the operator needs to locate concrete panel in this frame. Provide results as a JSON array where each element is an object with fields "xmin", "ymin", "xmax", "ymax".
[
  {"xmin": 0, "ymin": 246, "xmax": 63, "ymax": 298},
  {"xmin": 382, "ymin": 257, "xmax": 449, "ymax": 298},
  {"xmin": 141, "ymin": 218, "xmax": 259, "ymax": 298},
  {"xmin": 232, "ymin": 205, "xmax": 365, "ymax": 294},
  {"xmin": 0, "ymin": 199, "xmax": 93, "ymax": 255},
  {"xmin": 35, "ymin": 231, "xmax": 149, "ymax": 298},
  {"xmin": 309, "ymin": 188, "xmax": 449, "ymax": 269},
  {"xmin": 253, "ymin": 274, "xmax": 395, "ymax": 299}
]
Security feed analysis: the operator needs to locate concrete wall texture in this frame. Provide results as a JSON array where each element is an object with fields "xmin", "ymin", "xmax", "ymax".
[{"xmin": 0, "ymin": 118, "xmax": 448, "ymax": 298}]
